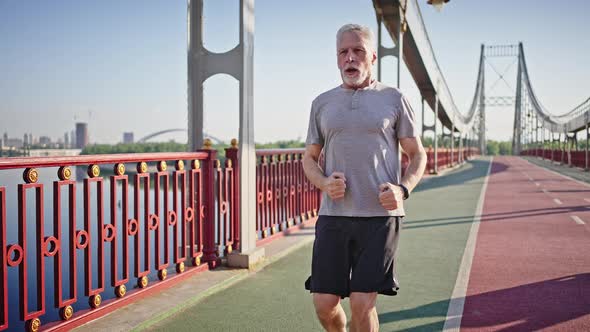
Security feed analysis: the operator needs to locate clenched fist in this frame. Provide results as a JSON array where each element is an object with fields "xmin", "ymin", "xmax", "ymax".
[
  {"xmin": 322, "ymin": 172, "xmax": 347, "ymax": 200},
  {"xmin": 378, "ymin": 183, "xmax": 404, "ymax": 211}
]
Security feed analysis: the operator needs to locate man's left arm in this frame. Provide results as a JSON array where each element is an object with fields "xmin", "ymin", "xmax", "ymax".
[
  {"xmin": 399, "ymin": 136, "xmax": 427, "ymax": 192},
  {"xmin": 379, "ymin": 136, "xmax": 427, "ymax": 210}
]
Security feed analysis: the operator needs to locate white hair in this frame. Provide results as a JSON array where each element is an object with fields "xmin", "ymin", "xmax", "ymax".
[{"xmin": 336, "ymin": 24, "xmax": 375, "ymax": 52}]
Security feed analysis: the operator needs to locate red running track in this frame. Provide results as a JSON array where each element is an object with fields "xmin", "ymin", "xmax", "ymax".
[{"xmin": 461, "ymin": 156, "xmax": 590, "ymax": 331}]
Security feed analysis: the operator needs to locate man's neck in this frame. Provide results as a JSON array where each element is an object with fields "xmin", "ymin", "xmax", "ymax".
[{"xmin": 342, "ymin": 77, "xmax": 375, "ymax": 90}]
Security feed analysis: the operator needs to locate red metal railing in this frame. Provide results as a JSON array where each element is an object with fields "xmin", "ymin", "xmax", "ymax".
[
  {"xmin": 423, "ymin": 147, "xmax": 478, "ymax": 174},
  {"xmin": 521, "ymin": 148, "xmax": 589, "ymax": 170},
  {"xmin": 0, "ymin": 149, "xmax": 238, "ymax": 332},
  {"xmin": 570, "ymin": 151, "xmax": 586, "ymax": 168},
  {"xmin": 253, "ymin": 147, "xmax": 479, "ymax": 245},
  {"xmin": 255, "ymin": 149, "xmax": 320, "ymax": 243}
]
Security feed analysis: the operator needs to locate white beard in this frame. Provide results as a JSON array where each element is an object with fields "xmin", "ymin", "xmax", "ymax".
[{"xmin": 341, "ymin": 69, "xmax": 370, "ymax": 88}]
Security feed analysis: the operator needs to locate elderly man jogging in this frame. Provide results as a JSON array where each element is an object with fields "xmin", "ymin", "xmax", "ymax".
[{"xmin": 303, "ymin": 23, "xmax": 427, "ymax": 332}]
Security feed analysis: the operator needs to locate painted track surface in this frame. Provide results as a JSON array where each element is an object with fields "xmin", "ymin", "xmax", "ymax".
[
  {"xmin": 461, "ymin": 156, "xmax": 590, "ymax": 331},
  {"xmin": 145, "ymin": 159, "xmax": 492, "ymax": 331}
]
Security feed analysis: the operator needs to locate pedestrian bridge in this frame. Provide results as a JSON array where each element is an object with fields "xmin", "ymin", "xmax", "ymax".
[
  {"xmin": 3, "ymin": 153, "xmax": 589, "ymax": 331},
  {"xmin": 1, "ymin": 0, "xmax": 589, "ymax": 331}
]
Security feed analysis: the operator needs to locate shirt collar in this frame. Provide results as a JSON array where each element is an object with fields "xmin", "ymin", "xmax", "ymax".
[{"xmin": 340, "ymin": 79, "xmax": 378, "ymax": 91}]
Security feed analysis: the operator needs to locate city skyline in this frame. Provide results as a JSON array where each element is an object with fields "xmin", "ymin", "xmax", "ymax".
[
  {"xmin": 1, "ymin": 1, "xmax": 588, "ymax": 144},
  {"xmin": 2, "ymin": 123, "xmax": 81, "ymax": 149}
]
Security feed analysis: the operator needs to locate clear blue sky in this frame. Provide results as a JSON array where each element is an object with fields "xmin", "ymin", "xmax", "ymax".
[{"xmin": 1, "ymin": 0, "xmax": 588, "ymax": 144}]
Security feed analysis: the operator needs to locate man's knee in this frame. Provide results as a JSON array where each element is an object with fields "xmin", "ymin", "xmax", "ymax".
[
  {"xmin": 313, "ymin": 293, "xmax": 341, "ymax": 318},
  {"xmin": 350, "ymin": 292, "xmax": 377, "ymax": 317}
]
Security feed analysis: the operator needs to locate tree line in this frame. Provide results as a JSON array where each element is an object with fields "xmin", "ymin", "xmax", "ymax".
[
  {"xmin": 80, "ymin": 139, "xmax": 584, "ymax": 157},
  {"xmin": 81, "ymin": 140, "xmax": 306, "ymax": 157}
]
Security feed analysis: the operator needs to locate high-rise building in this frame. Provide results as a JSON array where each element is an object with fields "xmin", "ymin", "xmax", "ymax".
[
  {"xmin": 64, "ymin": 132, "xmax": 70, "ymax": 148},
  {"xmin": 123, "ymin": 132, "xmax": 134, "ymax": 144},
  {"xmin": 70, "ymin": 130, "xmax": 76, "ymax": 148},
  {"xmin": 39, "ymin": 136, "xmax": 51, "ymax": 146},
  {"xmin": 3, "ymin": 133, "xmax": 7, "ymax": 144},
  {"xmin": 23, "ymin": 134, "xmax": 29, "ymax": 146},
  {"xmin": 6, "ymin": 138, "xmax": 23, "ymax": 148},
  {"xmin": 75, "ymin": 123, "xmax": 88, "ymax": 149}
]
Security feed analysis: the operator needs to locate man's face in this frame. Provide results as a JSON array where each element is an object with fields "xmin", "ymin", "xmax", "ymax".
[{"xmin": 337, "ymin": 31, "xmax": 376, "ymax": 89}]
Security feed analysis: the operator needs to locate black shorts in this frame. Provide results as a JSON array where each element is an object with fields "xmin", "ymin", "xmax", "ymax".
[{"xmin": 304, "ymin": 215, "xmax": 402, "ymax": 298}]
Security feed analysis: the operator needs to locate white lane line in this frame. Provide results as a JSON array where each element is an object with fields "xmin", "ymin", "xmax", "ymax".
[
  {"xmin": 554, "ymin": 198, "xmax": 563, "ymax": 205},
  {"xmin": 584, "ymin": 198, "xmax": 590, "ymax": 204},
  {"xmin": 522, "ymin": 172, "xmax": 533, "ymax": 181},
  {"xmin": 443, "ymin": 157, "xmax": 493, "ymax": 331},
  {"xmin": 522, "ymin": 158, "xmax": 590, "ymax": 188},
  {"xmin": 571, "ymin": 215, "xmax": 585, "ymax": 225},
  {"xmin": 534, "ymin": 182, "xmax": 540, "ymax": 186}
]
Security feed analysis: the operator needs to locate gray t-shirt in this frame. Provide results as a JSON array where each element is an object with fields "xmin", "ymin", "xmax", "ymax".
[{"xmin": 306, "ymin": 80, "xmax": 419, "ymax": 217}]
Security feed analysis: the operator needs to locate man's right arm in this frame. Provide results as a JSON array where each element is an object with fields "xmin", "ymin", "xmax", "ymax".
[
  {"xmin": 302, "ymin": 144, "xmax": 326, "ymax": 189},
  {"xmin": 303, "ymin": 144, "xmax": 346, "ymax": 199}
]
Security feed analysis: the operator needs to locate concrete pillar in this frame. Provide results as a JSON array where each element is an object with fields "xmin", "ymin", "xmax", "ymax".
[
  {"xmin": 187, "ymin": 0, "xmax": 205, "ymax": 151},
  {"xmin": 396, "ymin": 6, "xmax": 404, "ymax": 88},
  {"xmin": 376, "ymin": 14, "xmax": 397, "ymax": 83},
  {"xmin": 188, "ymin": 0, "xmax": 262, "ymax": 268},
  {"xmin": 560, "ymin": 132, "xmax": 565, "ymax": 165},
  {"xmin": 237, "ymin": 0, "xmax": 258, "ymax": 260},
  {"xmin": 421, "ymin": 97, "xmax": 425, "ymax": 142}
]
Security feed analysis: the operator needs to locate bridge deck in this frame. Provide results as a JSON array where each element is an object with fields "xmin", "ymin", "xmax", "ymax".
[{"xmin": 129, "ymin": 157, "xmax": 588, "ymax": 331}]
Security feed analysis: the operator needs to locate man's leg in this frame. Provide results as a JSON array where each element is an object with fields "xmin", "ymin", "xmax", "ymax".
[
  {"xmin": 313, "ymin": 293, "xmax": 347, "ymax": 332},
  {"xmin": 349, "ymin": 292, "xmax": 378, "ymax": 332}
]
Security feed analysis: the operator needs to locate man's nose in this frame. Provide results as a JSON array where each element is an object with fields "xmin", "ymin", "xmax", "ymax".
[{"xmin": 346, "ymin": 51, "xmax": 356, "ymax": 62}]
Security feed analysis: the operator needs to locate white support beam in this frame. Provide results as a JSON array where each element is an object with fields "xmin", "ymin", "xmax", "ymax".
[
  {"xmin": 188, "ymin": 0, "xmax": 261, "ymax": 265},
  {"xmin": 237, "ymin": 0, "xmax": 258, "ymax": 257}
]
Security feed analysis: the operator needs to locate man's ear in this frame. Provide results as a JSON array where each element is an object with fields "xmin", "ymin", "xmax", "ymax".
[{"xmin": 371, "ymin": 50, "xmax": 377, "ymax": 65}]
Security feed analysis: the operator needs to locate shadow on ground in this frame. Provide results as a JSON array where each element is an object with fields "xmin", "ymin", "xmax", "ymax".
[
  {"xmin": 413, "ymin": 159, "xmax": 491, "ymax": 193},
  {"xmin": 379, "ymin": 273, "xmax": 590, "ymax": 332},
  {"xmin": 402, "ymin": 204, "xmax": 590, "ymax": 231}
]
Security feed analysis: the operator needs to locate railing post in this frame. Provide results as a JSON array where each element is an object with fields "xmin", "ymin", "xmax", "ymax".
[
  {"xmin": 427, "ymin": 146, "xmax": 434, "ymax": 173},
  {"xmin": 225, "ymin": 139, "xmax": 240, "ymax": 252},
  {"xmin": 459, "ymin": 134, "xmax": 464, "ymax": 163},
  {"xmin": 567, "ymin": 134, "xmax": 573, "ymax": 167},
  {"xmin": 198, "ymin": 140, "xmax": 220, "ymax": 268},
  {"xmin": 586, "ymin": 112, "xmax": 589, "ymax": 171},
  {"xmin": 433, "ymin": 93, "xmax": 439, "ymax": 174},
  {"xmin": 560, "ymin": 132, "xmax": 565, "ymax": 165},
  {"xmin": 552, "ymin": 142, "xmax": 555, "ymax": 162},
  {"xmin": 451, "ymin": 116, "xmax": 455, "ymax": 167}
]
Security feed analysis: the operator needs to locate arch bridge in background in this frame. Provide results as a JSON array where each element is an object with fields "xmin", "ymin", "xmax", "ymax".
[{"xmin": 137, "ymin": 129, "xmax": 224, "ymax": 144}]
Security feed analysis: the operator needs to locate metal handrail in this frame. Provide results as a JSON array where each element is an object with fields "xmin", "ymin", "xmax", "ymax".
[{"xmin": 0, "ymin": 152, "xmax": 208, "ymax": 170}]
